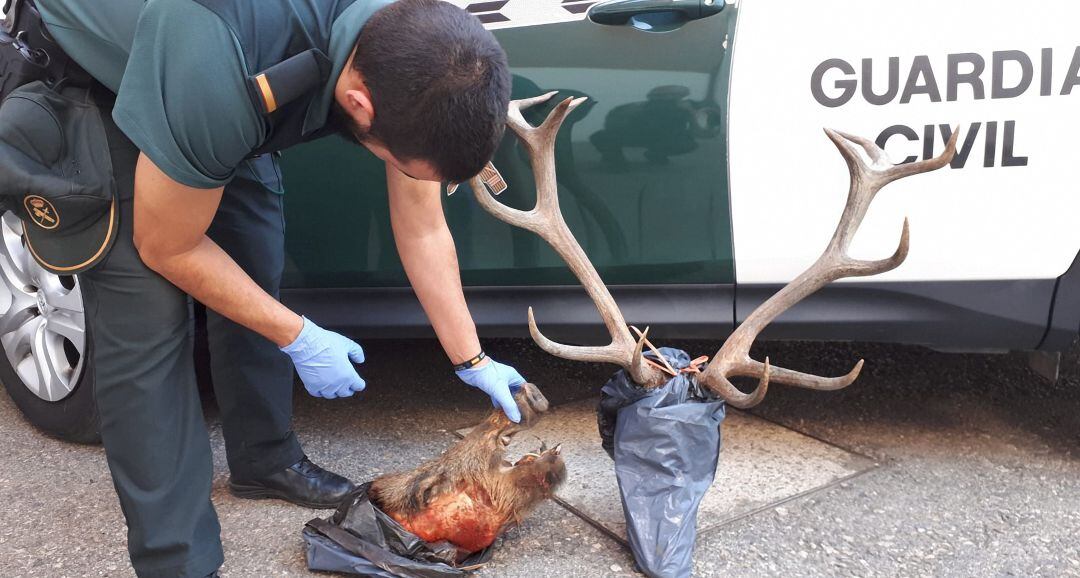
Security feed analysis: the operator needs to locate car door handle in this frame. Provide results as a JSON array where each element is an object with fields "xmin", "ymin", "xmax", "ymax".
[{"xmin": 588, "ymin": 0, "xmax": 724, "ymax": 26}]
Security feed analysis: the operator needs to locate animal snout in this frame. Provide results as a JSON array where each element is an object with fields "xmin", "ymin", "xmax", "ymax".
[
  {"xmin": 516, "ymin": 382, "xmax": 549, "ymax": 416},
  {"xmin": 497, "ymin": 383, "xmax": 550, "ymax": 434}
]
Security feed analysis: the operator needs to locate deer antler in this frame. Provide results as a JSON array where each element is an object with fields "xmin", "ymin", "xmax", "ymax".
[
  {"xmin": 468, "ymin": 92, "xmax": 667, "ymax": 388},
  {"xmin": 695, "ymin": 128, "xmax": 959, "ymax": 408}
]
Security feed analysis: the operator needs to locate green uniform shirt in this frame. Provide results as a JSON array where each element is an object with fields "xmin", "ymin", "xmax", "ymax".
[{"xmin": 35, "ymin": 0, "xmax": 383, "ymax": 190}]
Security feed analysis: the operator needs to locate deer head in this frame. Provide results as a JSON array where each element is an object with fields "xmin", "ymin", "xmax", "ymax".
[
  {"xmin": 369, "ymin": 382, "xmax": 565, "ymax": 554},
  {"xmin": 469, "ymin": 92, "xmax": 958, "ymax": 408}
]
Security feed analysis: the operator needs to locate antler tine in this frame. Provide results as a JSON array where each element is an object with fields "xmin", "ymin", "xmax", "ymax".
[
  {"xmin": 745, "ymin": 358, "xmax": 863, "ymax": 390},
  {"xmin": 468, "ymin": 173, "xmax": 539, "ymax": 231},
  {"xmin": 506, "ymin": 93, "xmax": 588, "ymax": 155},
  {"xmin": 511, "ymin": 90, "xmax": 560, "ymax": 113},
  {"xmin": 886, "ymin": 127, "xmax": 958, "ymax": 178},
  {"xmin": 831, "ymin": 129, "xmax": 890, "ymax": 166},
  {"xmin": 506, "ymin": 91, "xmax": 558, "ymax": 139},
  {"xmin": 830, "ymin": 127, "xmax": 959, "ymax": 189},
  {"xmin": 697, "ymin": 358, "xmax": 771, "ymax": 409},
  {"xmin": 471, "ymin": 93, "xmax": 666, "ymax": 387},
  {"xmin": 526, "ymin": 307, "xmax": 656, "ymax": 386},
  {"xmin": 696, "ymin": 127, "xmax": 956, "ymax": 407},
  {"xmin": 844, "ymin": 217, "xmax": 909, "ymax": 277},
  {"xmin": 824, "ymin": 127, "xmax": 956, "ymax": 256}
]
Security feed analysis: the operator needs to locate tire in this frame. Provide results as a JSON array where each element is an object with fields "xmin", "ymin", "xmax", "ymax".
[{"xmin": 0, "ymin": 212, "xmax": 99, "ymax": 444}]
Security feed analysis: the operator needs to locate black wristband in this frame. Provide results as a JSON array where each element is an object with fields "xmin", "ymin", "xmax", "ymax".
[{"xmin": 453, "ymin": 351, "xmax": 487, "ymax": 372}]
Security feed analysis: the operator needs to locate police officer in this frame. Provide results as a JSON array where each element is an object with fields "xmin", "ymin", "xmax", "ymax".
[{"xmin": 25, "ymin": 0, "xmax": 523, "ymax": 575}]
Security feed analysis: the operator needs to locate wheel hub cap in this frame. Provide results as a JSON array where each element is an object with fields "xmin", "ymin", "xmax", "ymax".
[{"xmin": 0, "ymin": 213, "xmax": 86, "ymax": 402}]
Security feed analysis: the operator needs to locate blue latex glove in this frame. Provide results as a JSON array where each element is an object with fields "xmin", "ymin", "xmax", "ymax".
[
  {"xmin": 456, "ymin": 358, "xmax": 527, "ymax": 423},
  {"xmin": 280, "ymin": 317, "xmax": 366, "ymax": 399}
]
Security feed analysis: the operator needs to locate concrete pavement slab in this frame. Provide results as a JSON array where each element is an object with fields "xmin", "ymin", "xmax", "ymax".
[
  {"xmin": 0, "ymin": 386, "xmax": 638, "ymax": 577},
  {"xmin": 3, "ymin": 338, "xmax": 1080, "ymax": 576},
  {"xmin": 0, "ymin": 338, "xmax": 634, "ymax": 577},
  {"xmin": 0, "ymin": 392, "xmax": 129, "ymax": 577},
  {"xmin": 690, "ymin": 340, "xmax": 1080, "ymax": 577}
]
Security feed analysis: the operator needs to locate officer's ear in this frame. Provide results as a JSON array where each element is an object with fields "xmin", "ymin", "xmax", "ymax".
[{"xmin": 341, "ymin": 88, "xmax": 375, "ymax": 132}]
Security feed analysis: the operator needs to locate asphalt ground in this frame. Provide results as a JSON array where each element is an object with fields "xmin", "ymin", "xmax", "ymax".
[{"xmin": 1, "ymin": 337, "xmax": 1079, "ymax": 577}]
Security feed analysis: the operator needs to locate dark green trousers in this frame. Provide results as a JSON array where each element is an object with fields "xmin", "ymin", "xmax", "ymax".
[{"xmin": 80, "ymin": 103, "xmax": 302, "ymax": 577}]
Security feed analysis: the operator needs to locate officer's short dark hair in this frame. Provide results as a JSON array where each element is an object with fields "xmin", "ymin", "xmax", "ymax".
[{"xmin": 352, "ymin": 0, "xmax": 511, "ymax": 183}]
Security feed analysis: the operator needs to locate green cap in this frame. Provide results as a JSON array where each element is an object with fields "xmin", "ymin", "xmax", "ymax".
[{"xmin": 0, "ymin": 82, "xmax": 117, "ymax": 275}]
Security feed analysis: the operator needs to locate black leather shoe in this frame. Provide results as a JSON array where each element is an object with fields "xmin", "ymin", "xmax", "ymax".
[{"xmin": 229, "ymin": 456, "xmax": 356, "ymax": 509}]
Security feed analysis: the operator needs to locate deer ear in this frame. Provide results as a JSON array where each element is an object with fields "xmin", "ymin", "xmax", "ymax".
[{"xmin": 405, "ymin": 472, "xmax": 446, "ymax": 511}]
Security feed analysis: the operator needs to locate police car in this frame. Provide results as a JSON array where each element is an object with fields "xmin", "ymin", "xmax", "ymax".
[{"xmin": 1, "ymin": 0, "xmax": 1077, "ymax": 441}]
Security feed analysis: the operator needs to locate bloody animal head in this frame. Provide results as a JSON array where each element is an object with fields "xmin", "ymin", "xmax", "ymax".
[
  {"xmin": 509, "ymin": 442, "xmax": 566, "ymax": 499},
  {"xmin": 370, "ymin": 383, "xmax": 566, "ymax": 554}
]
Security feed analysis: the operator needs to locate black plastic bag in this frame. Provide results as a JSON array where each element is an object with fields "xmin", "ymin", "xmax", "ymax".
[
  {"xmin": 597, "ymin": 348, "xmax": 726, "ymax": 578},
  {"xmin": 304, "ymin": 483, "xmax": 494, "ymax": 577}
]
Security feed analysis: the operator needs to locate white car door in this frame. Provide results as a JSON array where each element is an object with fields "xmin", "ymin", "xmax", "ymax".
[{"xmin": 728, "ymin": 0, "xmax": 1079, "ymax": 285}]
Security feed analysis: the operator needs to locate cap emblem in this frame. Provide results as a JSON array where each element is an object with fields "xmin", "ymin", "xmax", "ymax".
[{"xmin": 24, "ymin": 196, "xmax": 59, "ymax": 230}]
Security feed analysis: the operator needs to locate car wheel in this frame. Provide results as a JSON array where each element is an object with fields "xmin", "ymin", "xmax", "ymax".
[{"xmin": 0, "ymin": 212, "xmax": 99, "ymax": 443}]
